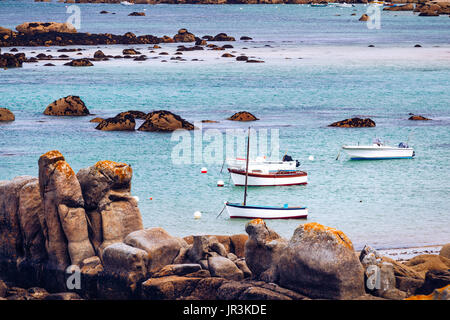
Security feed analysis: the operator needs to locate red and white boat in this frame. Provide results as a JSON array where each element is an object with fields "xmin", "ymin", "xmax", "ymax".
[
  {"xmin": 226, "ymin": 155, "xmax": 307, "ymax": 186},
  {"xmin": 228, "ymin": 168, "xmax": 307, "ymax": 186}
]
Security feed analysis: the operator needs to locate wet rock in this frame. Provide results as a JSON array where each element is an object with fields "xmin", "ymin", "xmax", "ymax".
[
  {"xmin": 138, "ymin": 110, "xmax": 194, "ymax": 132},
  {"xmin": 406, "ymin": 285, "xmax": 450, "ymax": 300},
  {"xmin": 240, "ymin": 36, "xmax": 252, "ymax": 40},
  {"xmin": 0, "ymin": 108, "xmax": 15, "ymax": 121},
  {"xmin": 44, "ymin": 292, "xmax": 82, "ymax": 300},
  {"xmin": 122, "ymin": 48, "xmax": 141, "ymax": 55},
  {"xmin": 44, "ymin": 95, "xmax": 90, "ymax": 116},
  {"xmin": 133, "ymin": 55, "xmax": 147, "ymax": 61},
  {"xmin": 277, "ymin": 223, "xmax": 365, "ymax": 299},
  {"xmin": 115, "ymin": 110, "xmax": 147, "ymax": 120},
  {"xmin": 227, "ymin": 111, "xmax": 259, "ymax": 121},
  {"xmin": 64, "ymin": 58, "xmax": 93, "ymax": 67},
  {"xmin": 359, "ymin": 14, "xmax": 370, "ymax": 21},
  {"xmin": 173, "ymin": 28, "xmax": 196, "ymax": 43},
  {"xmin": 93, "ymin": 50, "xmax": 106, "ymax": 59},
  {"xmin": 212, "ymin": 33, "xmax": 235, "ymax": 41},
  {"xmin": 16, "ymin": 22, "xmax": 77, "ymax": 34},
  {"xmin": 128, "ymin": 12, "xmax": 146, "ymax": 16},
  {"xmin": 43, "ymin": 63, "xmax": 55, "ymax": 66},
  {"xmin": 329, "ymin": 117, "xmax": 376, "ymax": 128},
  {"xmin": 221, "ymin": 53, "xmax": 235, "ymax": 58},
  {"xmin": 0, "ymin": 53, "xmax": 23, "ymax": 68},
  {"xmin": 89, "ymin": 117, "xmax": 104, "ymax": 123},
  {"xmin": 246, "ymin": 59, "xmax": 264, "ymax": 63},
  {"xmin": 416, "ymin": 270, "xmax": 450, "ymax": 295},
  {"xmin": 236, "ymin": 55, "xmax": 248, "ymax": 61},
  {"xmin": 95, "ymin": 114, "xmax": 136, "ymax": 131},
  {"xmin": 408, "ymin": 115, "xmax": 431, "ymax": 120}
]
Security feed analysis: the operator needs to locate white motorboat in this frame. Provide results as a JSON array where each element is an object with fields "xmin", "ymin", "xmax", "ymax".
[
  {"xmin": 226, "ymin": 156, "xmax": 299, "ymax": 173},
  {"xmin": 341, "ymin": 140, "xmax": 415, "ymax": 160},
  {"xmin": 223, "ymin": 127, "xmax": 308, "ymax": 220},
  {"xmin": 121, "ymin": 1, "xmax": 134, "ymax": 5},
  {"xmin": 225, "ymin": 202, "xmax": 308, "ymax": 219}
]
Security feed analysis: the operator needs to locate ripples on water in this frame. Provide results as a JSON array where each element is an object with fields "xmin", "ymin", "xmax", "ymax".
[{"xmin": 0, "ymin": 1, "xmax": 449, "ymax": 249}]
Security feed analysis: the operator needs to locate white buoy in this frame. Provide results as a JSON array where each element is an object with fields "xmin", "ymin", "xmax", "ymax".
[
  {"xmin": 201, "ymin": 167, "xmax": 207, "ymax": 173},
  {"xmin": 217, "ymin": 180, "xmax": 224, "ymax": 187},
  {"xmin": 194, "ymin": 211, "xmax": 202, "ymax": 219},
  {"xmin": 308, "ymin": 155, "xmax": 315, "ymax": 161}
]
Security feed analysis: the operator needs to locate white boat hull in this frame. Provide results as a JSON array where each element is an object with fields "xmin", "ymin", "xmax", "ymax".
[
  {"xmin": 342, "ymin": 145, "xmax": 414, "ymax": 160},
  {"xmin": 229, "ymin": 169, "xmax": 307, "ymax": 186},
  {"xmin": 226, "ymin": 203, "xmax": 308, "ymax": 219}
]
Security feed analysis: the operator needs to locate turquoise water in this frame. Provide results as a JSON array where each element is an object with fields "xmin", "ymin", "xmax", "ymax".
[{"xmin": 0, "ymin": 1, "xmax": 449, "ymax": 249}]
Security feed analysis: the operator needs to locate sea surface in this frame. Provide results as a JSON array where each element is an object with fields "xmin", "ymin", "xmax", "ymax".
[{"xmin": 0, "ymin": 0, "xmax": 449, "ymax": 250}]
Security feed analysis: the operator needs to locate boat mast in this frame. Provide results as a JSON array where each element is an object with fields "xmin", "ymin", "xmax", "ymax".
[{"xmin": 243, "ymin": 127, "xmax": 250, "ymax": 206}]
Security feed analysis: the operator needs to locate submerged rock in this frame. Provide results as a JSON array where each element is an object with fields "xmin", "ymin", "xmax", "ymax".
[
  {"xmin": 329, "ymin": 117, "xmax": 376, "ymax": 128},
  {"xmin": 64, "ymin": 59, "xmax": 93, "ymax": 67},
  {"xmin": 95, "ymin": 114, "xmax": 136, "ymax": 131},
  {"xmin": 227, "ymin": 111, "xmax": 259, "ymax": 121},
  {"xmin": 0, "ymin": 108, "xmax": 15, "ymax": 121},
  {"xmin": 44, "ymin": 95, "xmax": 90, "ymax": 116},
  {"xmin": 128, "ymin": 12, "xmax": 146, "ymax": 17},
  {"xmin": 138, "ymin": 110, "xmax": 194, "ymax": 132},
  {"xmin": 359, "ymin": 14, "xmax": 370, "ymax": 21},
  {"xmin": 408, "ymin": 115, "xmax": 431, "ymax": 121}
]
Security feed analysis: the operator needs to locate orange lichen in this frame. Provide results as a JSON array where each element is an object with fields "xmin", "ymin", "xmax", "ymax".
[
  {"xmin": 302, "ymin": 222, "xmax": 354, "ymax": 250},
  {"xmin": 249, "ymin": 219, "xmax": 265, "ymax": 225},
  {"xmin": 405, "ymin": 285, "xmax": 449, "ymax": 300},
  {"xmin": 54, "ymin": 160, "xmax": 75, "ymax": 179},
  {"xmin": 95, "ymin": 160, "xmax": 132, "ymax": 182},
  {"xmin": 39, "ymin": 150, "xmax": 64, "ymax": 160}
]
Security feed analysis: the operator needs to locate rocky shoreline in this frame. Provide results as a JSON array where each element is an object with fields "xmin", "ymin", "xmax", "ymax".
[{"xmin": 0, "ymin": 150, "xmax": 448, "ymax": 300}]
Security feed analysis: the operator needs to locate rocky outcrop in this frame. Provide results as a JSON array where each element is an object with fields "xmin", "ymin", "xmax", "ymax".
[
  {"xmin": 122, "ymin": 48, "xmax": 141, "ymax": 55},
  {"xmin": 0, "ymin": 108, "xmax": 15, "ymax": 121},
  {"xmin": 115, "ymin": 110, "xmax": 147, "ymax": 120},
  {"xmin": 138, "ymin": 110, "xmax": 194, "ymax": 132},
  {"xmin": 93, "ymin": 50, "xmax": 106, "ymax": 59},
  {"xmin": 124, "ymin": 228, "xmax": 187, "ymax": 275},
  {"xmin": 277, "ymin": 223, "xmax": 365, "ymax": 299},
  {"xmin": 38, "ymin": 150, "xmax": 95, "ymax": 268},
  {"xmin": 329, "ymin": 117, "xmax": 376, "ymax": 128},
  {"xmin": 76, "ymin": 160, "xmax": 143, "ymax": 255},
  {"xmin": 0, "ymin": 53, "xmax": 23, "ymax": 68},
  {"xmin": 15, "ymin": 22, "xmax": 77, "ymax": 34},
  {"xmin": 89, "ymin": 117, "xmax": 104, "ymax": 123},
  {"xmin": 227, "ymin": 111, "xmax": 259, "ymax": 121},
  {"xmin": 128, "ymin": 12, "xmax": 145, "ymax": 16},
  {"xmin": 244, "ymin": 219, "xmax": 287, "ymax": 282},
  {"xmin": 44, "ymin": 96, "xmax": 90, "ymax": 116},
  {"xmin": 173, "ymin": 29, "xmax": 196, "ymax": 43},
  {"xmin": 212, "ymin": 33, "xmax": 235, "ymax": 42},
  {"xmin": 415, "ymin": 1, "xmax": 450, "ymax": 15},
  {"xmin": 383, "ymin": 3, "xmax": 414, "ymax": 10},
  {"xmin": 440, "ymin": 244, "xmax": 450, "ymax": 259},
  {"xmin": 95, "ymin": 114, "xmax": 136, "ymax": 131},
  {"xmin": 64, "ymin": 59, "xmax": 93, "ymax": 67},
  {"xmin": 359, "ymin": 14, "xmax": 370, "ymax": 21},
  {"xmin": 408, "ymin": 115, "xmax": 431, "ymax": 120}
]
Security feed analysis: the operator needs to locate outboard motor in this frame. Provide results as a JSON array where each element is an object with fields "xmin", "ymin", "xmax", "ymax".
[{"xmin": 296, "ymin": 160, "xmax": 301, "ymax": 167}]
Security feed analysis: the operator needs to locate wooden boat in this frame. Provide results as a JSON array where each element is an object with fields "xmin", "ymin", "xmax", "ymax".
[
  {"xmin": 226, "ymin": 202, "xmax": 308, "ymax": 219},
  {"xmin": 224, "ymin": 127, "xmax": 308, "ymax": 219},
  {"xmin": 341, "ymin": 140, "xmax": 415, "ymax": 160},
  {"xmin": 228, "ymin": 168, "xmax": 307, "ymax": 186}
]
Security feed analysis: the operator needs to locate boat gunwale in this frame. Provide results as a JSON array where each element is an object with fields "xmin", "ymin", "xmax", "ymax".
[
  {"xmin": 228, "ymin": 168, "xmax": 307, "ymax": 178},
  {"xmin": 226, "ymin": 202, "xmax": 307, "ymax": 210}
]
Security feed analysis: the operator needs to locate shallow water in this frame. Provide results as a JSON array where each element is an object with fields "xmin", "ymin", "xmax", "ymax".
[{"xmin": 0, "ymin": 1, "xmax": 449, "ymax": 250}]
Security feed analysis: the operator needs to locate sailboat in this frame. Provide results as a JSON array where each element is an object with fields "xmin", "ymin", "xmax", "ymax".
[{"xmin": 225, "ymin": 128, "xmax": 308, "ymax": 219}]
